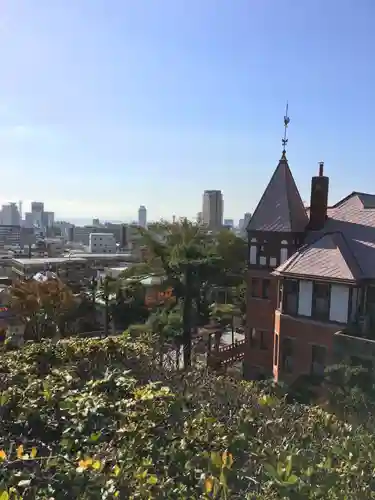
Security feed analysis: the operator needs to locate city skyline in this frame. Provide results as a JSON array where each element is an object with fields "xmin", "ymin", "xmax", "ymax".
[{"xmin": 0, "ymin": 1, "xmax": 374, "ymax": 220}]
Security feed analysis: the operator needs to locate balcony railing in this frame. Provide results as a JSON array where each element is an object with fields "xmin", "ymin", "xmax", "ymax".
[{"xmin": 333, "ymin": 330, "xmax": 375, "ymax": 362}]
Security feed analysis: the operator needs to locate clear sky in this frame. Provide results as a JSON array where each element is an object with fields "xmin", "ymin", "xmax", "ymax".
[{"xmin": 0, "ymin": 0, "xmax": 374, "ymax": 222}]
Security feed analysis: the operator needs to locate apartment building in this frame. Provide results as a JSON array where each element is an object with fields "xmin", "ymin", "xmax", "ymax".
[
  {"xmin": 89, "ymin": 233, "xmax": 117, "ymax": 254},
  {"xmin": 11, "ymin": 257, "xmax": 90, "ymax": 284},
  {"xmin": 245, "ymin": 150, "xmax": 375, "ymax": 384}
]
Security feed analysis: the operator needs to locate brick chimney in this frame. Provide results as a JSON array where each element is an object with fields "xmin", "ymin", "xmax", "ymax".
[{"xmin": 308, "ymin": 162, "xmax": 329, "ymax": 231}]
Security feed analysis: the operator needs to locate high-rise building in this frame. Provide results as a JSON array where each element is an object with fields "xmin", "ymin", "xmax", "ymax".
[
  {"xmin": 1, "ymin": 203, "xmax": 21, "ymax": 226},
  {"xmin": 43, "ymin": 211, "xmax": 55, "ymax": 228},
  {"xmin": 138, "ymin": 206, "xmax": 147, "ymax": 228},
  {"xmin": 202, "ymin": 190, "xmax": 223, "ymax": 230},
  {"xmin": 31, "ymin": 202, "xmax": 44, "ymax": 229},
  {"xmin": 24, "ymin": 212, "xmax": 34, "ymax": 228}
]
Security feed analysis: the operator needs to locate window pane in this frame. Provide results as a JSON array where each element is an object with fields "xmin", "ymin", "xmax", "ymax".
[
  {"xmin": 262, "ymin": 279, "xmax": 270, "ymax": 299},
  {"xmin": 251, "ymin": 278, "xmax": 260, "ymax": 298},
  {"xmin": 312, "ymin": 283, "xmax": 330, "ymax": 320},
  {"xmin": 283, "ymin": 280, "xmax": 298, "ymax": 315},
  {"xmin": 311, "ymin": 345, "xmax": 326, "ymax": 376},
  {"xmin": 282, "ymin": 338, "xmax": 294, "ymax": 373},
  {"xmin": 249, "ymin": 327, "xmax": 257, "ymax": 347}
]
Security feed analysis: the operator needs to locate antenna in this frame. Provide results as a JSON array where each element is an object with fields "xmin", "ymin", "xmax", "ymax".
[{"xmin": 281, "ymin": 102, "xmax": 290, "ymax": 155}]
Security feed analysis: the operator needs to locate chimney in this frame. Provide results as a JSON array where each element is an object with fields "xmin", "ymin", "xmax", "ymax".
[{"xmin": 308, "ymin": 162, "xmax": 329, "ymax": 231}]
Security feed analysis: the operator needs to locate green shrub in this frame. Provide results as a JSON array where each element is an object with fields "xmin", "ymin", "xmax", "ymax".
[{"xmin": 0, "ymin": 338, "xmax": 374, "ymax": 499}]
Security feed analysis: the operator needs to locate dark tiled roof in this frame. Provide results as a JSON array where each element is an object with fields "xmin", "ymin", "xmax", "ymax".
[
  {"xmin": 274, "ymin": 192, "xmax": 375, "ymax": 282},
  {"xmin": 247, "ymin": 154, "xmax": 308, "ymax": 233},
  {"xmin": 274, "ymin": 232, "xmax": 362, "ymax": 282}
]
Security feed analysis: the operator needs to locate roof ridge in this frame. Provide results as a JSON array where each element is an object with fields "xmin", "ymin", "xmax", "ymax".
[
  {"xmin": 247, "ymin": 158, "xmax": 284, "ymax": 231},
  {"xmin": 332, "ymin": 231, "xmax": 364, "ymax": 278},
  {"xmin": 331, "ymin": 191, "xmax": 375, "ymax": 209}
]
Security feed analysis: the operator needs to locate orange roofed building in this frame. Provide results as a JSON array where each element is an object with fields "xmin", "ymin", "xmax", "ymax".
[{"xmin": 245, "ymin": 149, "xmax": 375, "ymax": 384}]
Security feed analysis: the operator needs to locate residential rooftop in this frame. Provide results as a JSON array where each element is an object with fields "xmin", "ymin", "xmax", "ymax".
[
  {"xmin": 12, "ymin": 257, "xmax": 87, "ymax": 266},
  {"xmin": 64, "ymin": 252, "xmax": 133, "ymax": 260},
  {"xmin": 274, "ymin": 191, "xmax": 375, "ymax": 282}
]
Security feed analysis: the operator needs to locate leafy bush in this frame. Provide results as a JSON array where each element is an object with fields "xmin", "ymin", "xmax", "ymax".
[{"xmin": 0, "ymin": 337, "xmax": 375, "ymax": 498}]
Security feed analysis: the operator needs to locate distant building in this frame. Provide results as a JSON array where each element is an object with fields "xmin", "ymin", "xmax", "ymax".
[
  {"xmin": 31, "ymin": 202, "xmax": 44, "ymax": 229},
  {"xmin": 138, "ymin": 206, "xmax": 147, "ymax": 228},
  {"xmin": 0, "ymin": 225, "xmax": 21, "ymax": 247},
  {"xmin": 89, "ymin": 233, "xmax": 116, "ymax": 254},
  {"xmin": 42, "ymin": 211, "xmax": 55, "ymax": 228},
  {"xmin": 92, "ymin": 218, "xmax": 100, "ymax": 226},
  {"xmin": 11, "ymin": 257, "xmax": 90, "ymax": 284},
  {"xmin": 196, "ymin": 212, "xmax": 203, "ymax": 225},
  {"xmin": 24, "ymin": 212, "xmax": 34, "ymax": 228},
  {"xmin": 0, "ymin": 225, "xmax": 34, "ymax": 249},
  {"xmin": 224, "ymin": 219, "xmax": 234, "ymax": 228},
  {"xmin": 1, "ymin": 203, "xmax": 21, "ymax": 226},
  {"xmin": 202, "ymin": 190, "xmax": 223, "ymax": 230}
]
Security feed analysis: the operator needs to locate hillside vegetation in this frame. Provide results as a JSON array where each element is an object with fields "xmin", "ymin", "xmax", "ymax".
[{"xmin": 0, "ymin": 336, "xmax": 374, "ymax": 499}]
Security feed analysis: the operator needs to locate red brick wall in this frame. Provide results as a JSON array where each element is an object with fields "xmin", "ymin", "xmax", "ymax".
[
  {"xmin": 245, "ymin": 270, "xmax": 279, "ymax": 377},
  {"xmin": 273, "ymin": 311, "xmax": 340, "ymax": 383}
]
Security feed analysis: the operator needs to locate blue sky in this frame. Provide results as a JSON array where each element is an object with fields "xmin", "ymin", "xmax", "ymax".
[{"xmin": 0, "ymin": 0, "xmax": 374, "ymax": 222}]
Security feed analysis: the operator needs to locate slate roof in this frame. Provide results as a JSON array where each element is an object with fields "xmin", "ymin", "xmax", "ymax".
[
  {"xmin": 274, "ymin": 192, "xmax": 375, "ymax": 282},
  {"xmin": 247, "ymin": 153, "xmax": 308, "ymax": 233}
]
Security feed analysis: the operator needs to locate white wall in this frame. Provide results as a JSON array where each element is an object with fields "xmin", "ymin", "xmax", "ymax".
[
  {"xmin": 249, "ymin": 245, "xmax": 257, "ymax": 265},
  {"xmin": 298, "ymin": 280, "xmax": 313, "ymax": 316},
  {"xmin": 329, "ymin": 284, "xmax": 349, "ymax": 323}
]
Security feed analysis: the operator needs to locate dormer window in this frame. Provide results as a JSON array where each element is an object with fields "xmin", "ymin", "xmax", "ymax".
[{"xmin": 280, "ymin": 240, "xmax": 288, "ymax": 264}]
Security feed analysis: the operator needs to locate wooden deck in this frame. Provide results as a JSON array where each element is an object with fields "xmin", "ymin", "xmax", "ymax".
[{"xmin": 207, "ymin": 338, "xmax": 245, "ymax": 369}]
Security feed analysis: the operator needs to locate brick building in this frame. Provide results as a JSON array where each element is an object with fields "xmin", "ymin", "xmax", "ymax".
[{"xmin": 245, "ymin": 150, "xmax": 375, "ymax": 384}]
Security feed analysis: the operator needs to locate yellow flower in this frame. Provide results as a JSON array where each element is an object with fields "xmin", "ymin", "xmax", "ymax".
[
  {"xmin": 30, "ymin": 447, "xmax": 37, "ymax": 458},
  {"xmin": 204, "ymin": 476, "xmax": 214, "ymax": 494},
  {"xmin": 16, "ymin": 445, "xmax": 24, "ymax": 459},
  {"xmin": 222, "ymin": 450, "xmax": 234, "ymax": 468},
  {"xmin": 0, "ymin": 450, "xmax": 7, "ymax": 461},
  {"xmin": 92, "ymin": 460, "xmax": 101, "ymax": 470},
  {"xmin": 78, "ymin": 457, "xmax": 93, "ymax": 470},
  {"xmin": 113, "ymin": 464, "xmax": 121, "ymax": 477}
]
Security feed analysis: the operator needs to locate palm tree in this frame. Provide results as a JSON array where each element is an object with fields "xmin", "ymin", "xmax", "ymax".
[
  {"xmin": 9, "ymin": 278, "xmax": 75, "ymax": 340},
  {"xmin": 121, "ymin": 219, "xmax": 220, "ymax": 368}
]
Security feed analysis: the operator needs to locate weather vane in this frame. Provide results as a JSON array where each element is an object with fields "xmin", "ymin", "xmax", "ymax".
[{"xmin": 282, "ymin": 102, "xmax": 290, "ymax": 155}]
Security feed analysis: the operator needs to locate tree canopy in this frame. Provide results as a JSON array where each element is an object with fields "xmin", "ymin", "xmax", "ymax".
[
  {"xmin": 120, "ymin": 220, "xmax": 247, "ymax": 367},
  {"xmin": 8, "ymin": 278, "xmax": 75, "ymax": 340}
]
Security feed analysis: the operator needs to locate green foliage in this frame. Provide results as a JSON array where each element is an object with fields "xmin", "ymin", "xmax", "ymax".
[
  {"xmin": 8, "ymin": 279, "xmax": 76, "ymax": 340},
  {"xmin": 1, "ymin": 338, "xmax": 375, "ymax": 498}
]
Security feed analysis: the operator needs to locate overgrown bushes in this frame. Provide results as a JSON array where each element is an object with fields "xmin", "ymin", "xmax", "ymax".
[{"xmin": 0, "ymin": 337, "xmax": 375, "ymax": 498}]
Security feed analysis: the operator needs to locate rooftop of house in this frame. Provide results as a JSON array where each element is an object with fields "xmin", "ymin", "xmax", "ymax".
[
  {"xmin": 12, "ymin": 257, "xmax": 88, "ymax": 266},
  {"xmin": 274, "ymin": 191, "xmax": 375, "ymax": 282},
  {"xmin": 63, "ymin": 253, "xmax": 132, "ymax": 260},
  {"xmin": 247, "ymin": 152, "xmax": 309, "ymax": 233}
]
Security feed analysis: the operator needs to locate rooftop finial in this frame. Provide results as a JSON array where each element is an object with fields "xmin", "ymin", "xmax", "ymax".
[{"xmin": 281, "ymin": 102, "xmax": 290, "ymax": 157}]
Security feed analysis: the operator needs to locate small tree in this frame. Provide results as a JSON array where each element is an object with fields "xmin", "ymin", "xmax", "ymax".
[{"xmin": 9, "ymin": 278, "xmax": 75, "ymax": 340}]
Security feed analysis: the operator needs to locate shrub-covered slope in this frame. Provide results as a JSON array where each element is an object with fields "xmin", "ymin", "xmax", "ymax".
[{"xmin": 0, "ymin": 337, "xmax": 374, "ymax": 499}]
